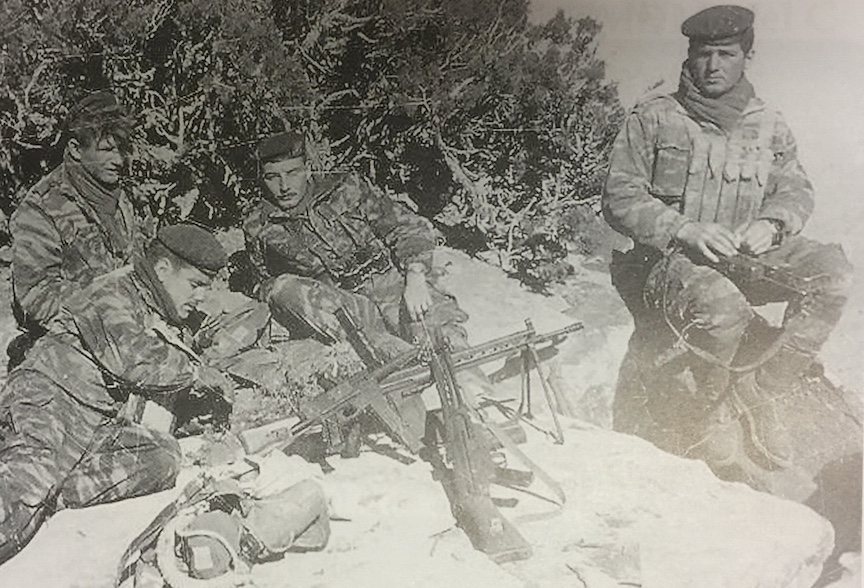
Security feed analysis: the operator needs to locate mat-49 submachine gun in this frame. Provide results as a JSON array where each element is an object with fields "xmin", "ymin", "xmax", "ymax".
[{"xmin": 712, "ymin": 253, "xmax": 830, "ymax": 299}]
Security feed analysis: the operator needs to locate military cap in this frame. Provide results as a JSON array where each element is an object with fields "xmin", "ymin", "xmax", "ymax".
[
  {"xmin": 66, "ymin": 90, "xmax": 125, "ymax": 130},
  {"xmin": 156, "ymin": 224, "xmax": 227, "ymax": 275},
  {"xmin": 682, "ymin": 5, "xmax": 754, "ymax": 44},
  {"xmin": 257, "ymin": 131, "xmax": 305, "ymax": 163}
]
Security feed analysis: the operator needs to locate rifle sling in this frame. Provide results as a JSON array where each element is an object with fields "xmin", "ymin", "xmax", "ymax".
[{"xmin": 482, "ymin": 419, "xmax": 566, "ymax": 509}]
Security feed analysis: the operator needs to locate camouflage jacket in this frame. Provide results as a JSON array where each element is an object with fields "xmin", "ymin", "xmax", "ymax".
[
  {"xmin": 602, "ymin": 94, "xmax": 814, "ymax": 252},
  {"xmin": 10, "ymin": 158, "xmax": 152, "ymax": 327},
  {"xmin": 19, "ymin": 262, "xmax": 197, "ymax": 414},
  {"xmin": 244, "ymin": 173, "xmax": 438, "ymax": 292}
]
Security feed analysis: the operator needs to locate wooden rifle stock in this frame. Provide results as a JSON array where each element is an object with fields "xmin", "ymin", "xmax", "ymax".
[{"xmin": 426, "ymin": 328, "xmax": 532, "ymax": 563}]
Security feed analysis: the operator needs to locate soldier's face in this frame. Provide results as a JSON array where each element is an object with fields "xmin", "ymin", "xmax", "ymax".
[
  {"xmin": 262, "ymin": 156, "xmax": 309, "ymax": 210},
  {"xmin": 688, "ymin": 42, "xmax": 751, "ymax": 98},
  {"xmin": 72, "ymin": 136, "xmax": 126, "ymax": 188},
  {"xmin": 155, "ymin": 259, "xmax": 212, "ymax": 320}
]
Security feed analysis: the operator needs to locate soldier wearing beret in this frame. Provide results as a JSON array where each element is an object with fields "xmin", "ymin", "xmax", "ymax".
[
  {"xmin": 244, "ymin": 131, "xmax": 476, "ymax": 350},
  {"xmin": 0, "ymin": 224, "xmax": 235, "ymax": 564},
  {"xmin": 8, "ymin": 90, "xmax": 154, "ymax": 367},
  {"xmin": 603, "ymin": 7, "xmax": 853, "ymax": 475}
]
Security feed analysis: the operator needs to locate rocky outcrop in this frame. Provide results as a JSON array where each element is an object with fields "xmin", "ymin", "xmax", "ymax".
[{"xmin": 0, "ymin": 246, "xmax": 848, "ymax": 587}]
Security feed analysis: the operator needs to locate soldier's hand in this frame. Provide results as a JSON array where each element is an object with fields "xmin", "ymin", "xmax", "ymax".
[
  {"xmin": 736, "ymin": 219, "xmax": 778, "ymax": 256},
  {"xmin": 194, "ymin": 364, "xmax": 236, "ymax": 405},
  {"xmin": 403, "ymin": 269, "xmax": 432, "ymax": 321},
  {"xmin": 675, "ymin": 221, "xmax": 740, "ymax": 263}
]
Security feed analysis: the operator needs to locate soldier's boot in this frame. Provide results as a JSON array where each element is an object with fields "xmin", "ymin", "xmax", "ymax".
[
  {"xmin": 732, "ymin": 370, "xmax": 794, "ymax": 470},
  {"xmin": 686, "ymin": 399, "xmax": 746, "ymax": 468}
]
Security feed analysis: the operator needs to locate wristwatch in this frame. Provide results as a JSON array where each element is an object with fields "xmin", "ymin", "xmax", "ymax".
[{"xmin": 763, "ymin": 218, "xmax": 785, "ymax": 246}]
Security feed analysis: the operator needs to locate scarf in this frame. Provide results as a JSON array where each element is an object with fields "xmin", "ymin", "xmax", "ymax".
[
  {"xmin": 64, "ymin": 150, "xmax": 128, "ymax": 254},
  {"xmin": 674, "ymin": 64, "xmax": 754, "ymax": 133},
  {"xmin": 133, "ymin": 258, "xmax": 185, "ymax": 328}
]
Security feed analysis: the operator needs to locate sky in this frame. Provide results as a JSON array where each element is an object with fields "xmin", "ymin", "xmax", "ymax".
[{"xmin": 527, "ymin": 0, "xmax": 864, "ymax": 383}]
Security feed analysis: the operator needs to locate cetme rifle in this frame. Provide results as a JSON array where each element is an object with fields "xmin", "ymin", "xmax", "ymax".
[
  {"xmin": 421, "ymin": 324, "xmax": 534, "ymax": 563},
  {"xmin": 239, "ymin": 314, "xmax": 582, "ymax": 455}
]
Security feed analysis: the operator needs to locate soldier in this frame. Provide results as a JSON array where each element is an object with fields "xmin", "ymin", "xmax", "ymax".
[
  {"xmin": 243, "ymin": 130, "xmax": 474, "ymax": 353},
  {"xmin": 8, "ymin": 90, "xmax": 152, "ymax": 366},
  {"xmin": 0, "ymin": 224, "xmax": 234, "ymax": 564},
  {"xmin": 602, "ymin": 6, "xmax": 852, "ymax": 471}
]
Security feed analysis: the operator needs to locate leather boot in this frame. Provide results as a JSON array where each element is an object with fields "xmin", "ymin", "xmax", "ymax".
[
  {"xmin": 731, "ymin": 371, "xmax": 794, "ymax": 470},
  {"xmin": 685, "ymin": 399, "xmax": 745, "ymax": 468},
  {"xmin": 756, "ymin": 346, "xmax": 820, "ymax": 393}
]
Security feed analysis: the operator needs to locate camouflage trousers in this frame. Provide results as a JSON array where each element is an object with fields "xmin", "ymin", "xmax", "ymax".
[
  {"xmin": 0, "ymin": 370, "xmax": 181, "ymax": 563},
  {"xmin": 263, "ymin": 267, "xmax": 470, "ymax": 350},
  {"xmin": 263, "ymin": 269, "xmax": 494, "ymax": 404},
  {"xmin": 644, "ymin": 235, "xmax": 852, "ymax": 366}
]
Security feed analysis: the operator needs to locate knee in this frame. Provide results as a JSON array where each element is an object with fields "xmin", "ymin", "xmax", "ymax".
[
  {"xmin": 688, "ymin": 279, "xmax": 752, "ymax": 333},
  {"xmin": 817, "ymin": 244, "xmax": 854, "ymax": 300},
  {"xmin": 149, "ymin": 435, "xmax": 181, "ymax": 492},
  {"xmin": 0, "ymin": 500, "xmax": 48, "ymax": 566}
]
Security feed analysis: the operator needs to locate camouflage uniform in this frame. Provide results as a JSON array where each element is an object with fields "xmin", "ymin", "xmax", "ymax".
[
  {"xmin": 603, "ymin": 89, "xmax": 853, "ymax": 474},
  {"xmin": 0, "ymin": 261, "xmax": 196, "ymax": 563},
  {"xmin": 604, "ymin": 93, "xmax": 851, "ymax": 366},
  {"xmin": 244, "ymin": 173, "xmax": 469, "ymax": 347},
  {"xmin": 11, "ymin": 157, "xmax": 151, "ymax": 326}
]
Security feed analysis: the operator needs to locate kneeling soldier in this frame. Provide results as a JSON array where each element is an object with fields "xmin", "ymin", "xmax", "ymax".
[{"xmin": 0, "ymin": 224, "xmax": 234, "ymax": 564}]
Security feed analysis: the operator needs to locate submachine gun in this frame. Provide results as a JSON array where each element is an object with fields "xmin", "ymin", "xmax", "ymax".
[{"xmin": 711, "ymin": 253, "xmax": 830, "ymax": 299}]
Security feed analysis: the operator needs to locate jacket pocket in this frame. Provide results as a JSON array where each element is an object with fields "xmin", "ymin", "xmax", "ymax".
[{"xmin": 651, "ymin": 143, "xmax": 690, "ymax": 203}]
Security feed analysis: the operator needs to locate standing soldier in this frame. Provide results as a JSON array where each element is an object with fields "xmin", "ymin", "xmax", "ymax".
[
  {"xmin": 602, "ymin": 6, "xmax": 853, "ymax": 472},
  {"xmin": 0, "ymin": 224, "xmax": 234, "ymax": 564},
  {"xmin": 9, "ymin": 90, "xmax": 152, "ymax": 365}
]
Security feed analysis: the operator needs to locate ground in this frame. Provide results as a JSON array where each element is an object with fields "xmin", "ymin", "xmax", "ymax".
[{"xmin": 0, "ymin": 242, "xmax": 859, "ymax": 588}]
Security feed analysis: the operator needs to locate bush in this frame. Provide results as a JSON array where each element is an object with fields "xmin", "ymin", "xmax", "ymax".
[{"xmin": 1, "ymin": 0, "xmax": 623, "ymax": 289}]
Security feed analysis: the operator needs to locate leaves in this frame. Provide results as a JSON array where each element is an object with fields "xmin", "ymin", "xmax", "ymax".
[{"xmin": 1, "ymin": 0, "xmax": 623, "ymax": 289}]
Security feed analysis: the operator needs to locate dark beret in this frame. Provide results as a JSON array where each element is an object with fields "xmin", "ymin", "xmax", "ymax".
[
  {"xmin": 257, "ymin": 131, "xmax": 305, "ymax": 163},
  {"xmin": 682, "ymin": 5, "xmax": 754, "ymax": 43},
  {"xmin": 66, "ymin": 90, "xmax": 125, "ymax": 129},
  {"xmin": 157, "ymin": 224, "xmax": 227, "ymax": 275}
]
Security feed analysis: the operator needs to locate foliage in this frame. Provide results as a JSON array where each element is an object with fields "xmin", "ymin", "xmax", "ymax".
[{"xmin": 0, "ymin": 0, "xmax": 624, "ymax": 288}]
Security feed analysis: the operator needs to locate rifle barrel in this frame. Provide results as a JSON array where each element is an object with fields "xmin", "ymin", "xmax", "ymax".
[{"xmin": 379, "ymin": 322, "xmax": 583, "ymax": 397}]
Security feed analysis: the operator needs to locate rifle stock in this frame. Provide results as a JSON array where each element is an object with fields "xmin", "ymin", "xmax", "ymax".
[{"xmin": 426, "ymin": 328, "xmax": 533, "ymax": 563}]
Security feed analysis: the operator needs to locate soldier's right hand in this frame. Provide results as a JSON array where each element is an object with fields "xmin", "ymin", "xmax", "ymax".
[
  {"xmin": 194, "ymin": 364, "xmax": 236, "ymax": 405},
  {"xmin": 675, "ymin": 221, "xmax": 740, "ymax": 263}
]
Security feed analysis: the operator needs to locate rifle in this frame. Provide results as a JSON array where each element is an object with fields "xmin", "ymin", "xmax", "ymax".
[
  {"xmin": 423, "ymin": 326, "xmax": 533, "ymax": 563},
  {"xmin": 239, "ymin": 318, "xmax": 582, "ymax": 454},
  {"xmin": 238, "ymin": 345, "xmax": 424, "ymax": 454},
  {"xmin": 712, "ymin": 254, "xmax": 828, "ymax": 298}
]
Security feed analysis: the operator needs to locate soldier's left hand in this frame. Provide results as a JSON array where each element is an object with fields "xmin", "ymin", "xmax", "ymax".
[
  {"xmin": 736, "ymin": 220, "xmax": 778, "ymax": 256},
  {"xmin": 403, "ymin": 270, "xmax": 432, "ymax": 321}
]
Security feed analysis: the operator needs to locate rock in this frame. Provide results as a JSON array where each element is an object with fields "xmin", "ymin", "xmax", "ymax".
[
  {"xmin": 0, "ymin": 246, "xmax": 840, "ymax": 588},
  {"xmin": 502, "ymin": 422, "xmax": 834, "ymax": 588},
  {"xmin": 0, "ymin": 424, "xmax": 834, "ymax": 588}
]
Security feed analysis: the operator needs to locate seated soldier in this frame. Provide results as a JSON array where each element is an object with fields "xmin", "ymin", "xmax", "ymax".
[
  {"xmin": 0, "ymin": 224, "xmax": 235, "ymax": 565},
  {"xmin": 243, "ymin": 131, "xmax": 494, "ymax": 396},
  {"xmin": 602, "ymin": 5, "xmax": 853, "ymax": 474},
  {"xmin": 9, "ymin": 91, "xmax": 153, "ymax": 366}
]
